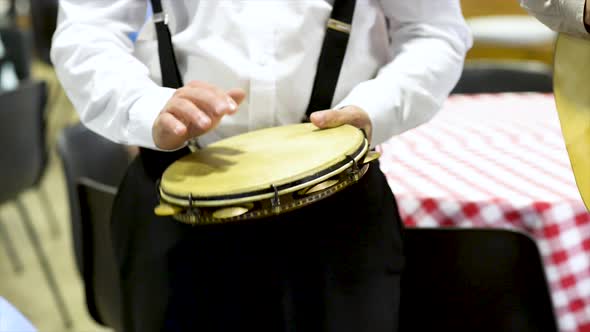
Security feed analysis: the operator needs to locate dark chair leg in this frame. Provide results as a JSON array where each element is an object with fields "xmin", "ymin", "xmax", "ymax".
[
  {"xmin": 15, "ymin": 198, "xmax": 73, "ymax": 328},
  {"xmin": 37, "ymin": 184, "xmax": 61, "ymax": 238},
  {"xmin": 0, "ymin": 219, "xmax": 24, "ymax": 273}
]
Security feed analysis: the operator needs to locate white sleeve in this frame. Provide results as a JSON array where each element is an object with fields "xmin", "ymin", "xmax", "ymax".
[
  {"xmin": 335, "ymin": 0, "xmax": 472, "ymax": 146},
  {"xmin": 520, "ymin": 0, "xmax": 589, "ymax": 38},
  {"xmin": 51, "ymin": 0, "xmax": 176, "ymax": 149}
]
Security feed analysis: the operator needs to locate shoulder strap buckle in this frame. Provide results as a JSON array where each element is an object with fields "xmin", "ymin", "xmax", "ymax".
[
  {"xmin": 153, "ymin": 12, "xmax": 169, "ymax": 25},
  {"xmin": 327, "ymin": 18, "xmax": 351, "ymax": 34}
]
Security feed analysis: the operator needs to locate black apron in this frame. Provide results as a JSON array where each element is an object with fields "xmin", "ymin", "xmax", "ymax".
[{"xmin": 110, "ymin": 1, "xmax": 405, "ymax": 331}]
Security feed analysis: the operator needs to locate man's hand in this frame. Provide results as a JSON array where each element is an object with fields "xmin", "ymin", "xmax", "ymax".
[
  {"xmin": 153, "ymin": 80, "xmax": 246, "ymax": 150},
  {"xmin": 310, "ymin": 105, "xmax": 373, "ymax": 144}
]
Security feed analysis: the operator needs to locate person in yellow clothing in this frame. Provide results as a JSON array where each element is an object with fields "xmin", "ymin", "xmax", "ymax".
[{"xmin": 521, "ymin": 0, "xmax": 590, "ymax": 211}]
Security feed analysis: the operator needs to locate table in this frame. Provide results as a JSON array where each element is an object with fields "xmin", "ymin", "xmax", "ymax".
[{"xmin": 378, "ymin": 93, "xmax": 590, "ymax": 332}]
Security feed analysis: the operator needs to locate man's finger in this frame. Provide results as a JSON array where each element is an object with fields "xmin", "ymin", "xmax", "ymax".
[
  {"xmin": 175, "ymin": 87, "xmax": 229, "ymax": 119},
  {"xmin": 166, "ymin": 98, "xmax": 212, "ymax": 131},
  {"xmin": 310, "ymin": 109, "xmax": 347, "ymax": 128},
  {"xmin": 227, "ymin": 88, "xmax": 246, "ymax": 113},
  {"xmin": 310, "ymin": 106, "xmax": 373, "ymax": 143},
  {"xmin": 160, "ymin": 112, "xmax": 187, "ymax": 136},
  {"xmin": 153, "ymin": 112, "xmax": 189, "ymax": 150}
]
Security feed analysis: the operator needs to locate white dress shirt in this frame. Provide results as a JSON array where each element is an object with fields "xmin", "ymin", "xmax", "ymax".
[
  {"xmin": 51, "ymin": 0, "xmax": 472, "ymax": 149},
  {"xmin": 521, "ymin": 0, "xmax": 589, "ymax": 38}
]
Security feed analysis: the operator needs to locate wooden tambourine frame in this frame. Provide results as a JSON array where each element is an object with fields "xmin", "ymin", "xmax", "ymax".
[{"xmin": 154, "ymin": 124, "xmax": 380, "ymax": 225}]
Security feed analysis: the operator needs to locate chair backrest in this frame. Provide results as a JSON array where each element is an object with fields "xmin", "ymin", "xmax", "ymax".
[
  {"xmin": 399, "ymin": 228, "xmax": 557, "ymax": 332},
  {"xmin": 0, "ymin": 80, "xmax": 47, "ymax": 204},
  {"xmin": 56, "ymin": 124, "xmax": 131, "ymax": 270},
  {"xmin": 451, "ymin": 61, "xmax": 553, "ymax": 94},
  {"xmin": 56, "ymin": 123, "xmax": 131, "ymax": 329},
  {"xmin": 76, "ymin": 177, "xmax": 123, "ymax": 331},
  {"xmin": 57, "ymin": 123, "xmax": 131, "ymax": 190},
  {"xmin": 0, "ymin": 27, "xmax": 32, "ymax": 81}
]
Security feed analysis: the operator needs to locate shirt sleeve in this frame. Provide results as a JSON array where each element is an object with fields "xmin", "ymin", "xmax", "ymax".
[
  {"xmin": 334, "ymin": 0, "xmax": 472, "ymax": 147},
  {"xmin": 520, "ymin": 0, "xmax": 589, "ymax": 38},
  {"xmin": 51, "ymin": 0, "xmax": 176, "ymax": 149}
]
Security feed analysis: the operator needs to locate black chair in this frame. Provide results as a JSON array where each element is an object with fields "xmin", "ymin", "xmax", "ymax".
[
  {"xmin": 76, "ymin": 178, "xmax": 123, "ymax": 331},
  {"xmin": 57, "ymin": 123, "xmax": 131, "ymax": 331},
  {"xmin": 3, "ymin": 0, "xmax": 16, "ymax": 23},
  {"xmin": 0, "ymin": 80, "xmax": 72, "ymax": 327},
  {"xmin": 451, "ymin": 61, "xmax": 553, "ymax": 94},
  {"xmin": 57, "ymin": 123, "xmax": 131, "ymax": 276},
  {"xmin": 1, "ymin": 25, "xmax": 63, "ymax": 239},
  {"xmin": 399, "ymin": 228, "xmax": 558, "ymax": 332},
  {"xmin": 0, "ymin": 26, "xmax": 32, "ymax": 81}
]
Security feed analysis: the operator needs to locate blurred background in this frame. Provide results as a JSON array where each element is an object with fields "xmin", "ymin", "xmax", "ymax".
[{"xmin": 0, "ymin": 0, "xmax": 575, "ymax": 331}]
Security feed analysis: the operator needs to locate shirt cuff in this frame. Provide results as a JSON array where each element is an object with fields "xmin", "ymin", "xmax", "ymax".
[
  {"xmin": 127, "ymin": 86, "xmax": 176, "ymax": 150},
  {"xmin": 334, "ymin": 79, "xmax": 397, "ymax": 148},
  {"xmin": 334, "ymin": 78, "xmax": 442, "ymax": 148}
]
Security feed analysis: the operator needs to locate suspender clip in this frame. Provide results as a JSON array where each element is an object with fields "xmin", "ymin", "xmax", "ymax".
[
  {"xmin": 327, "ymin": 18, "xmax": 351, "ymax": 34},
  {"xmin": 153, "ymin": 12, "xmax": 169, "ymax": 25}
]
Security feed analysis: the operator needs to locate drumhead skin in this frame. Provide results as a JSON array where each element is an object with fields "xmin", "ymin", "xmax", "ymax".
[
  {"xmin": 553, "ymin": 33, "xmax": 590, "ymax": 211},
  {"xmin": 160, "ymin": 123, "xmax": 366, "ymax": 206}
]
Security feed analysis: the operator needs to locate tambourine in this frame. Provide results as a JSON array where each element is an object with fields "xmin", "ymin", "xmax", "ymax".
[{"xmin": 154, "ymin": 123, "xmax": 380, "ymax": 225}]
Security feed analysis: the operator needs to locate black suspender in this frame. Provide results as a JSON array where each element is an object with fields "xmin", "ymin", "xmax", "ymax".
[
  {"xmin": 150, "ymin": 0, "xmax": 183, "ymax": 89},
  {"xmin": 149, "ymin": 0, "xmax": 355, "ymax": 117},
  {"xmin": 140, "ymin": 0, "xmax": 189, "ymax": 179},
  {"xmin": 142, "ymin": 0, "xmax": 356, "ymax": 178},
  {"xmin": 304, "ymin": 0, "xmax": 356, "ymax": 120}
]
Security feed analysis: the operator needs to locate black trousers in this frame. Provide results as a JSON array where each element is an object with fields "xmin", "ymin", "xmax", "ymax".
[{"xmin": 111, "ymin": 150, "xmax": 405, "ymax": 331}]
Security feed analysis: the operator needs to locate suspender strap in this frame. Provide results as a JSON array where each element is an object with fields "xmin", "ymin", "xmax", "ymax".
[
  {"xmin": 144, "ymin": 0, "xmax": 354, "ymax": 166},
  {"xmin": 150, "ymin": 0, "xmax": 183, "ymax": 89},
  {"xmin": 140, "ymin": 0, "xmax": 189, "ymax": 180},
  {"xmin": 304, "ymin": 0, "xmax": 356, "ymax": 120},
  {"xmin": 149, "ymin": 0, "xmax": 354, "ymax": 119}
]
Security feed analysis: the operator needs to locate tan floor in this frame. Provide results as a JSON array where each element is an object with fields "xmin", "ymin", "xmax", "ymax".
[{"xmin": 0, "ymin": 63, "xmax": 111, "ymax": 332}]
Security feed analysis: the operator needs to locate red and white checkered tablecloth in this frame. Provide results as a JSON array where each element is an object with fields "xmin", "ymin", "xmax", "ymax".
[{"xmin": 378, "ymin": 93, "xmax": 590, "ymax": 332}]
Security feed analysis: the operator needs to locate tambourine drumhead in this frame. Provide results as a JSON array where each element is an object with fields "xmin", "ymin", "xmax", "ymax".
[
  {"xmin": 159, "ymin": 123, "xmax": 366, "ymax": 207},
  {"xmin": 553, "ymin": 33, "xmax": 590, "ymax": 211}
]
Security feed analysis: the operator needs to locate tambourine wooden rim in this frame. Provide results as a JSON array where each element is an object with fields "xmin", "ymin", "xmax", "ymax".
[
  {"xmin": 159, "ymin": 139, "xmax": 368, "ymax": 207},
  {"xmin": 154, "ymin": 123, "xmax": 379, "ymax": 224}
]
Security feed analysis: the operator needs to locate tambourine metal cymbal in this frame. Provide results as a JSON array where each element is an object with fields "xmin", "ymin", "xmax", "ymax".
[{"xmin": 553, "ymin": 33, "xmax": 590, "ymax": 211}]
